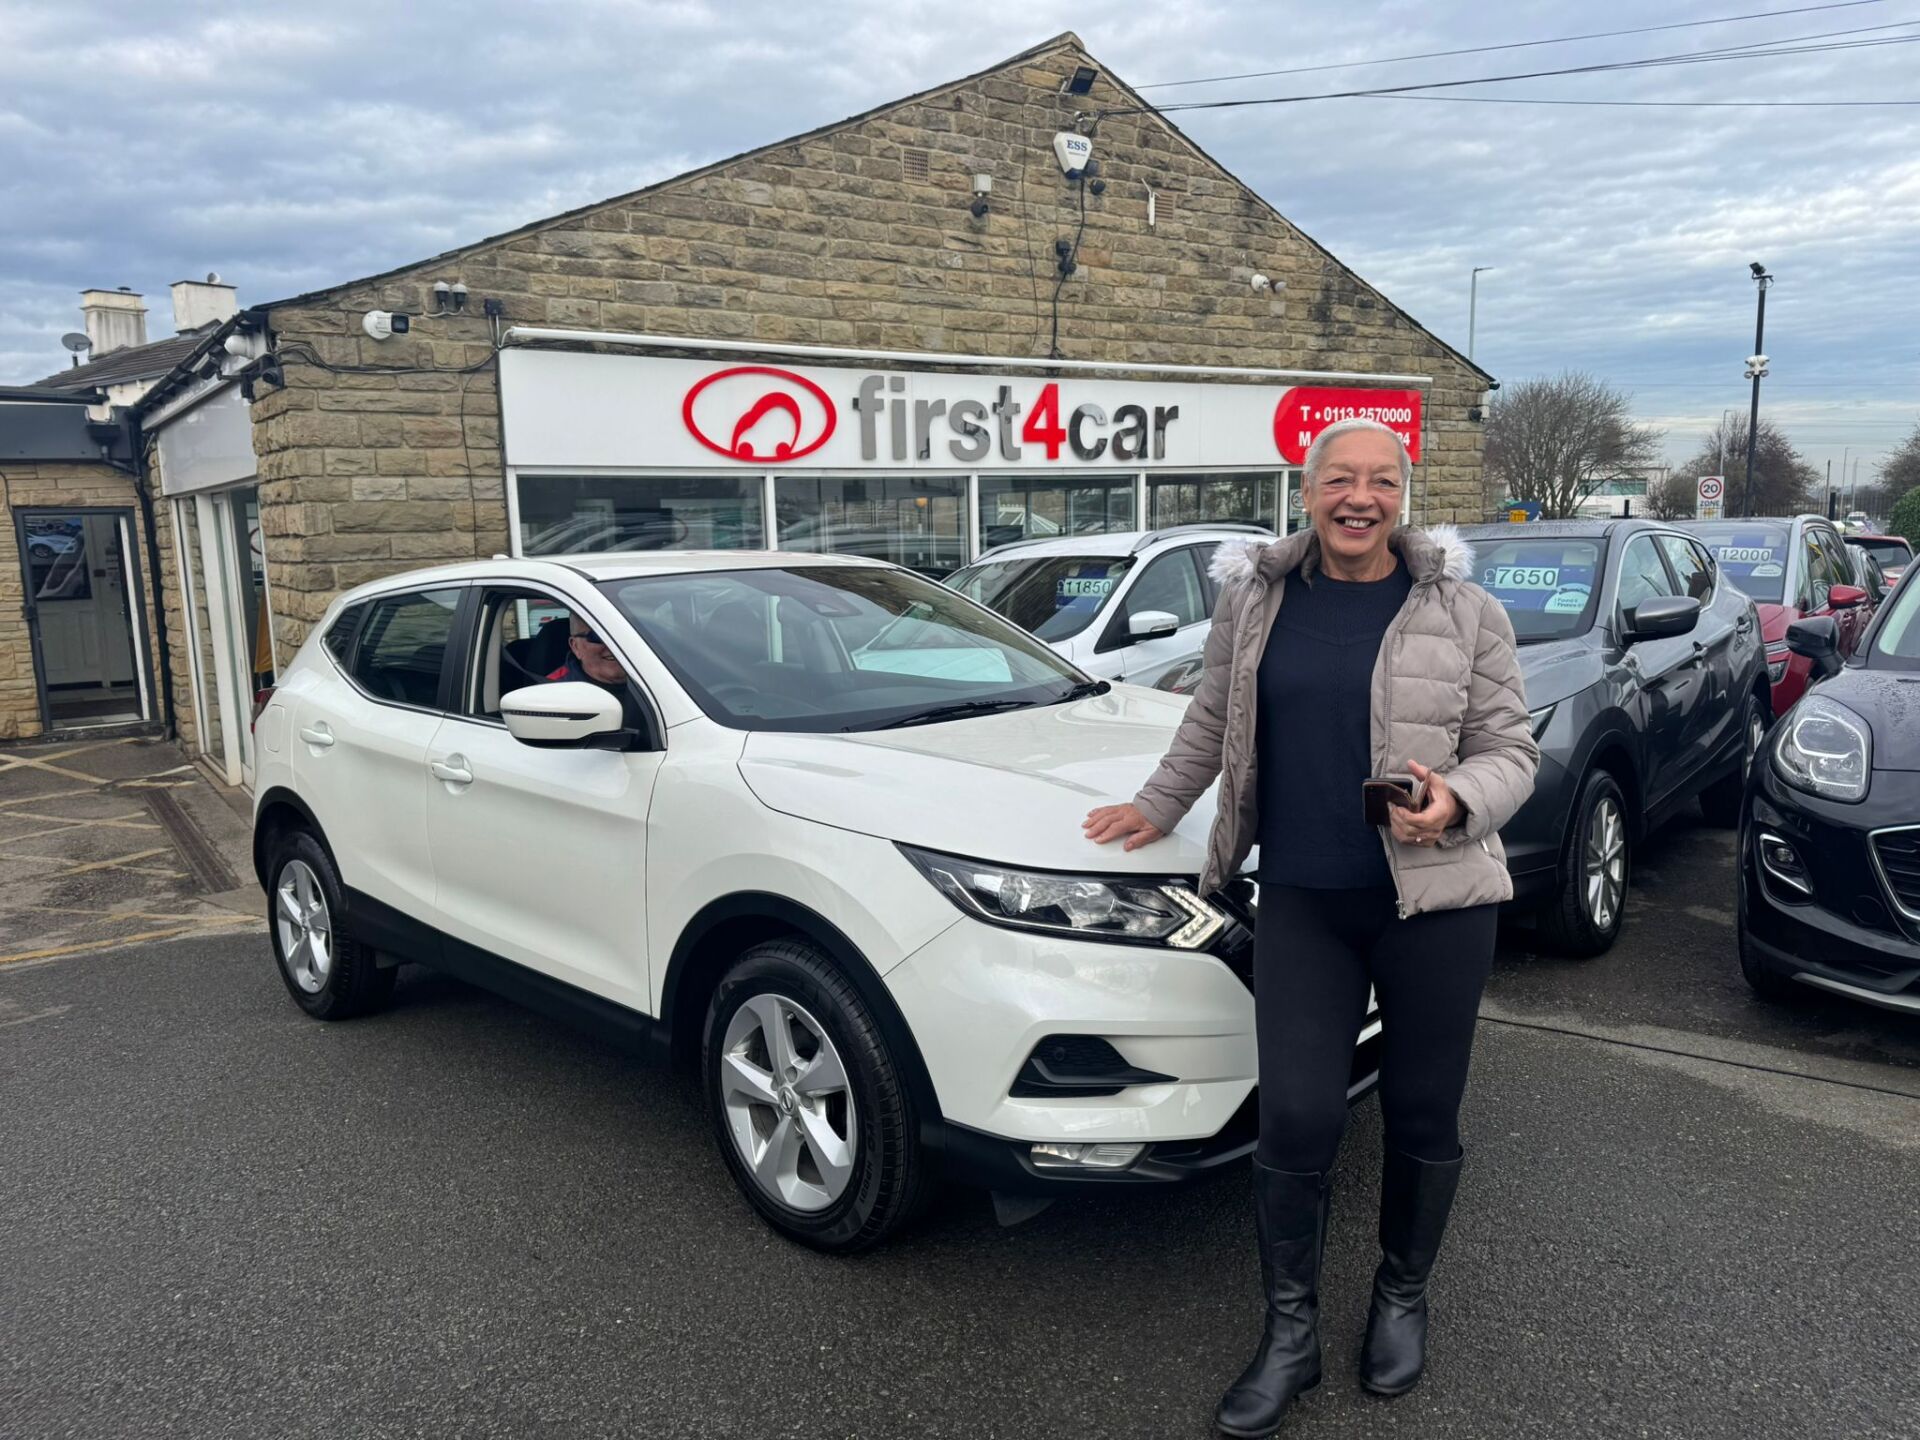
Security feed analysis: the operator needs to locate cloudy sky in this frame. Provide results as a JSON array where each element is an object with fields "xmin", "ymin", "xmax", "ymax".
[{"xmin": 4, "ymin": 0, "xmax": 1917, "ymax": 485}]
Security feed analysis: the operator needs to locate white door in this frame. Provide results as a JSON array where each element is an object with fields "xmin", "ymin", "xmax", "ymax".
[
  {"xmin": 1110, "ymin": 546, "xmax": 1214, "ymax": 687},
  {"xmin": 292, "ymin": 586, "xmax": 464, "ymax": 927},
  {"xmin": 425, "ymin": 586, "xmax": 661, "ymax": 1010}
]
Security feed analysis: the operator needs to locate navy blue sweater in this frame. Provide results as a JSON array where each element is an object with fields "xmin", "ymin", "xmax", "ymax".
[{"xmin": 1255, "ymin": 560, "xmax": 1413, "ymax": 888}]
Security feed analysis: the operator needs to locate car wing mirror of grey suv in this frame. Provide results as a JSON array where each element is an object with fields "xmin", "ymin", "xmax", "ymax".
[
  {"xmin": 1623, "ymin": 595, "xmax": 1700, "ymax": 644},
  {"xmin": 1785, "ymin": 616, "xmax": 1843, "ymax": 681}
]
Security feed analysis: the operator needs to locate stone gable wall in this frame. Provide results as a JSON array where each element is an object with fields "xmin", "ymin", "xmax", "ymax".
[
  {"xmin": 253, "ymin": 42, "xmax": 1490, "ymax": 654},
  {"xmin": 0, "ymin": 462, "xmax": 158, "ymax": 742}
]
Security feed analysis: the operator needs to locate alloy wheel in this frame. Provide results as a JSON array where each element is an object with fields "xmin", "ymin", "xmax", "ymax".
[
  {"xmin": 719, "ymin": 993, "xmax": 858, "ymax": 1212},
  {"xmin": 275, "ymin": 860, "xmax": 333, "ymax": 994},
  {"xmin": 1585, "ymin": 796, "xmax": 1627, "ymax": 933}
]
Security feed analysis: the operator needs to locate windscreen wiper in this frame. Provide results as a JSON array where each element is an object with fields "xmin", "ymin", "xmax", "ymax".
[
  {"xmin": 856, "ymin": 698, "xmax": 1036, "ymax": 731},
  {"xmin": 1058, "ymin": 679, "xmax": 1112, "ymax": 701}
]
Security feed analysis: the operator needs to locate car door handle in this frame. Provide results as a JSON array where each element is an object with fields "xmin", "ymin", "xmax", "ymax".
[
  {"xmin": 429, "ymin": 755, "xmax": 473, "ymax": 786},
  {"xmin": 298, "ymin": 723, "xmax": 335, "ymax": 749}
]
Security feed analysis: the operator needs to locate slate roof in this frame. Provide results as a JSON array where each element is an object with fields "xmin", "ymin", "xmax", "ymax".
[{"xmin": 32, "ymin": 328, "xmax": 215, "ymax": 390}]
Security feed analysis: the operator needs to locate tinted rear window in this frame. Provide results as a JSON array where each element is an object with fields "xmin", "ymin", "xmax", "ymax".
[{"xmin": 1688, "ymin": 524, "xmax": 1790, "ymax": 604}]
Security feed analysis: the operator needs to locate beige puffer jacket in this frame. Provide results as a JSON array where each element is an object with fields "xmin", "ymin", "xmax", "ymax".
[{"xmin": 1132, "ymin": 525, "xmax": 1539, "ymax": 915}]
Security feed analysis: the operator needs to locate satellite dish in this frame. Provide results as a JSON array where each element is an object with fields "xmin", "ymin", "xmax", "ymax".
[{"xmin": 61, "ymin": 332, "xmax": 91, "ymax": 354}]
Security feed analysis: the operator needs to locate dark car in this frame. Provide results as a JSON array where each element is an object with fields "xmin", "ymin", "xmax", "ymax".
[
  {"xmin": 1845, "ymin": 532, "xmax": 1910, "ymax": 590},
  {"xmin": 1737, "ymin": 563, "xmax": 1920, "ymax": 1013},
  {"xmin": 1679, "ymin": 515, "xmax": 1872, "ymax": 717},
  {"xmin": 1845, "ymin": 532, "xmax": 1911, "ymax": 588},
  {"xmin": 1461, "ymin": 520, "xmax": 1769, "ymax": 956}
]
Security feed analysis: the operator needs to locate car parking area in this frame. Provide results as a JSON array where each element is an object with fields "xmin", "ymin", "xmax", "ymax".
[{"xmin": 4, "ymin": 813, "xmax": 1914, "ymax": 1440}]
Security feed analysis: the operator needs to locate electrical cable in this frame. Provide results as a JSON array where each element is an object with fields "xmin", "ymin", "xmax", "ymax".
[
  {"xmin": 1105, "ymin": 24, "xmax": 1920, "ymax": 118},
  {"xmin": 271, "ymin": 340, "xmax": 497, "ymax": 377},
  {"xmin": 1367, "ymin": 92, "xmax": 1920, "ymax": 107},
  {"xmin": 1135, "ymin": 0, "xmax": 1887, "ymax": 89},
  {"xmin": 1047, "ymin": 173, "xmax": 1090, "ymax": 361}
]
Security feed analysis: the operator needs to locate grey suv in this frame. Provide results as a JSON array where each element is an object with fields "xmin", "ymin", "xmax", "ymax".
[{"xmin": 1465, "ymin": 520, "xmax": 1769, "ymax": 954}]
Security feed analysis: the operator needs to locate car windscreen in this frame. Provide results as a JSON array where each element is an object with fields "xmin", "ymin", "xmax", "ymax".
[
  {"xmin": 1856, "ymin": 538, "xmax": 1912, "ymax": 569},
  {"xmin": 945, "ymin": 554, "xmax": 1137, "ymax": 642},
  {"xmin": 1871, "ymin": 565, "xmax": 1920, "ymax": 670},
  {"xmin": 1465, "ymin": 538, "xmax": 1604, "ymax": 642},
  {"xmin": 1688, "ymin": 523, "xmax": 1790, "ymax": 604},
  {"xmin": 599, "ymin": 566, "xmax": 1088, "ymax": 732}
]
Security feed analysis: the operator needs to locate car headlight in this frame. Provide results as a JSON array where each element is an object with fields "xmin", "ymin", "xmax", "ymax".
[
  {"xmin": 899, "ymin": 845, "xmax": 1226, "ymax": 949},
  {"xmin": 1772, "ymin": 694, "xmax": 1871, "ymax": 803},
  {"xmin": 1529, "ymin": 703, "xmax": 1557, "ymax": 739}
]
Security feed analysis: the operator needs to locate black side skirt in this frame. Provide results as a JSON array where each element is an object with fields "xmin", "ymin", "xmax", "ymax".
[{"xmin": 342, "ymin": 886, "xmax": 672, "ymax": 1067}]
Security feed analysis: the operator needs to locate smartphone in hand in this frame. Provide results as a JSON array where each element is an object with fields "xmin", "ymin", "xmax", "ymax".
[{"xmin": 1362, "ymin": 778, "xmax": 1416, "ymax": 828}]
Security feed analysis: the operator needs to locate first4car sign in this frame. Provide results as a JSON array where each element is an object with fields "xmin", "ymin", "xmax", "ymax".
[{"xmin": 500, "ymin": 351, "xmax": 1424, "ymax": 472}]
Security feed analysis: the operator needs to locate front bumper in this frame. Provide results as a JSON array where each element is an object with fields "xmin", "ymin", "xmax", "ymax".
[
  {"xmin": 1740, "ymin": 765, "xmax": 1920, "ymax": 1011},
  {"xmin": 887, "ymin": 887, "xmax": 1381, "ymax": 1192}
]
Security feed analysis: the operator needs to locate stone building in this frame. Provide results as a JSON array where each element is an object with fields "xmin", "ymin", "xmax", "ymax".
[{"xmin": 6, "ymin": 33, "xmax": 1493, "ymax": 778}]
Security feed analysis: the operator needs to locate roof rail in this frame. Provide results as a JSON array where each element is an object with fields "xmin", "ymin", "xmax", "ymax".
[{"xmin": 1130, "ymin": 521, "xmax": 1275, "ymax": 554}]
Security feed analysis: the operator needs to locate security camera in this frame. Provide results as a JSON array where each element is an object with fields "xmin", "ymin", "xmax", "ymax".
[
  {"xmin": 970, "ymin": 173, "xmax": 992, "ymax": 219},
  {"xmin": 362, "ymin": 309, "xmax": 410, "ymax": 340},
  {"xmin": 1749, "ymin": 261, "xmax": 1767, "ymax": 278},
  {"xmin": 1251, "ymin": 274, "xmax": 1271, "ymax": 292},
  {"xmin": 1748, "ymin": 353, "xmax": 1768, "ymax": 367}
]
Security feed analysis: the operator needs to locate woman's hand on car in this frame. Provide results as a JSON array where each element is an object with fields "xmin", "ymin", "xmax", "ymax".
[
  {"xmin": 1083, "ymin": 803, "xmax": 1166, "ymax": 851},
  {"xmin": 1389, "ymin": 760, "xmax": 1464, "ymax": 847}
]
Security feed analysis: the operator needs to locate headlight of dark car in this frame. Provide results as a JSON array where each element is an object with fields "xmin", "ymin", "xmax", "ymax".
[
  {"xmin": 900, "ymin": 845, "xmax": 1226, "ymax": 949},
  {"xmin": 1772, "ymin": 694, "xmax": 1871, "ymax": 803}
]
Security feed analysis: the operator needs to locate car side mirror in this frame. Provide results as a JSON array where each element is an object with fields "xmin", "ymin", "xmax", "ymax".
[
  {"xmin": 1623, "ymin": 594, "xmax": 1700, "ymax": 643},
  {"xmin": 1785, "ymin": 616, "xmax": 1843, "ymax": 681},
  {"xmin": 1128, "ymin": 609, "xmax": 1180, "ymax": 641},
  {"xmin": 501, "ymin": 682, "xmax": 627, "ymax": 749},
  {"xmin": 1828, "ymin": 583, "xmax": 1867, "ymax": 611}
]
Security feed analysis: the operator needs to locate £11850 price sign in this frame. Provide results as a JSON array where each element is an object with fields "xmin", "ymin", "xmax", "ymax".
[{"xmin": 1273, "ymin": 387, "xmax": 1423, "ymax": 464}]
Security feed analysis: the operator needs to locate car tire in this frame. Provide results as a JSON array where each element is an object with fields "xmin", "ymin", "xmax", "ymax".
[
  {"xmin": 266, "ymin": 829, "xmax": 396, "ymax": 1021},
  {"xmin": 1700, "ymin": 692, "xmax": 1769, "ymax": 828},
  {"xmin": 1541, "ymin": 769, "xmax": 1631, "ymax": 958},
  {"xmin": 703, "ymin": 938, "xmax": 928, "ymax": 1253}
]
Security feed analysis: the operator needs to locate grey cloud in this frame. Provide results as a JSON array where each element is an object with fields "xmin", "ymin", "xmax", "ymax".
[{"xmin": 3, "ymin": 0, "xmax": 1916, "ymax": 476}]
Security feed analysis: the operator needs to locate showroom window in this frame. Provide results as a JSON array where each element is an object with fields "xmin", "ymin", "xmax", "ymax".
[
  {"xmin": 1147, "ymin": 471, "xmax": 1282, "ymax": 531},
  {"xmin": 517, "ymin": 474, "xmax": 764, "ymax": 555},
  {"xmin": 979, "ymin": 474, "xmax": 1135, "ymax": 550},
  {"xmin": 776, "ymin": 475, "xmax": 966, "ymax": 578}
]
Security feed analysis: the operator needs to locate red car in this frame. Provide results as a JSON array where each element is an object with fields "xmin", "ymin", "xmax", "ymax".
[
  {"xmin": 1682, "ymin": 515, "xmax": 1872, "ymax": 715},
  {"xmin": 1845, "ymin": 532, "xmax": 1912, "ymax": 588}
]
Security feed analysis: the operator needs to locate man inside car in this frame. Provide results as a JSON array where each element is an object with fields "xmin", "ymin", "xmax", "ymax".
[{"xmin": 544, "ymin": 614, "xmax": 645, "ymax": 730}]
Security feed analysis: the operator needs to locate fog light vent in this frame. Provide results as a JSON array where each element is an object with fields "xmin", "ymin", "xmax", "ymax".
[
  {"xmin": 1759, "ymin": 832, "xmax": 1812, "ymax": 898},
  {"xmin": 1031, "ymin": 1141, "xmax": 1147, "ymax": 1171},
  {"xmin": 1010, "ymin": 1035, "xmax": 1175, "ymax": 1098}
]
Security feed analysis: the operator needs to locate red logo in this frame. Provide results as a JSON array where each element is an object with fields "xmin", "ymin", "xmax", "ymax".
[
  {"xmin": 1272, "ymin": 387, "xmax": 1422, "ymax": 465},
  {"xmin": 681, "ymin": 366, "xmax": 837, "ymax": 463}
]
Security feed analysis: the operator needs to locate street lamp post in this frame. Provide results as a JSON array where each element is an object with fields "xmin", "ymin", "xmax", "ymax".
[
  {"xmin": 1468, "ymin": 266, "xmax": 1493, "ymax": 361},
  {"xmin": 1741, "ymin": 262, "xmax": 1772, "ymax": 517}
]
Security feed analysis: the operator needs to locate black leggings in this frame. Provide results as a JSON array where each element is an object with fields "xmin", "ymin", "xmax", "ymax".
[{"xmin": 1254, "ymin": 885, "xmax": 1496, "ymax": 1173}]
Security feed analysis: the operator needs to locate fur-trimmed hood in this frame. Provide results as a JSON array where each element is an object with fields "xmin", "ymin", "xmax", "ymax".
[{"xmin": 1207, "ymin": 524, "xmax": 1474, "ymax": 590}]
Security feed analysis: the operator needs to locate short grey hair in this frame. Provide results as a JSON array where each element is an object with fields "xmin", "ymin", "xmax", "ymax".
[{"xmin": 1302, "ymin": 417, "xmax": 1412, "ymax": 488}]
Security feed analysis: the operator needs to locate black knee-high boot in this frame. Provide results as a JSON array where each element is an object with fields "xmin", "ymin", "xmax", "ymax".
[
  {"xmin": 1359, "ymin": 1147, "xmax": 1463, "ymax": 1397},
  {"xmin": 1215, "ymin": 1162, "xmax": 1329, "ymax": 1438}
]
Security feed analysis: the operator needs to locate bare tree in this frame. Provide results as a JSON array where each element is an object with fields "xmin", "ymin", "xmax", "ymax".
[
  {"xmin": 1484, "ymin": 373, "xmax": 1663, "ymax": 520},
  {"xmin": 1645, "ymin": 472, "xmax": 1698, "ymax": 520},
  {"xmin": 1875, "ymin": 420, "xmax": 1920, "ymax": 510},
  {"xmin": 1674, "ymin": 415, "xmax": 1818, "ymax": 517}
]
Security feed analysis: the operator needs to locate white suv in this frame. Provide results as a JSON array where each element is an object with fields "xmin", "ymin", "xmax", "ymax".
[
  {"xmin": 252, "ymin": 552, "xmax": 1377, "ymax": 1250},
  {"xmin": 945, "ymin": 524, "xmax": 1273, "ymax": 690}
]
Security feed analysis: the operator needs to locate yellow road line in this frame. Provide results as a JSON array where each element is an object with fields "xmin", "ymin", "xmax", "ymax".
[{"xmin": 0, "ymin": 925, "xmax": 212, "ymax": 966}]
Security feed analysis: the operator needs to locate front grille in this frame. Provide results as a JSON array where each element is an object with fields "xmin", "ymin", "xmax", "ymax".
[{"xmin": 1871, "ymin": 828, "xmax": 1920, "ymax": 919}]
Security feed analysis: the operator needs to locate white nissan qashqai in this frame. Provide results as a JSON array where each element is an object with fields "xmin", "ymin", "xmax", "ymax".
[{"xmin": 252, "ymin": 551, "xmax": 1379, "ymax": 1251}]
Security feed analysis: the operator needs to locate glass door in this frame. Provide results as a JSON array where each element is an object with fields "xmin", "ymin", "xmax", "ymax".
[{"xmin": 16, "ymin": 509, "xmax": 148, "ymax": 729}]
